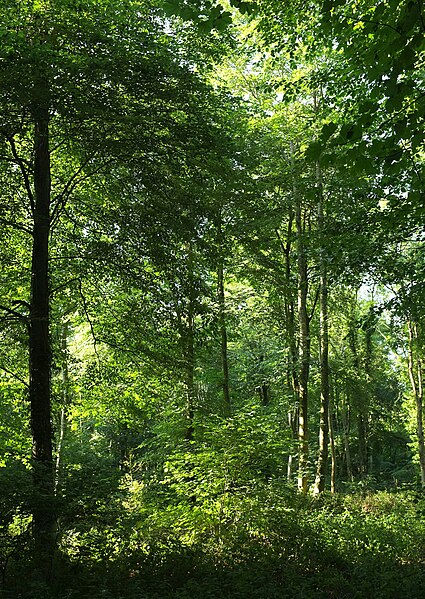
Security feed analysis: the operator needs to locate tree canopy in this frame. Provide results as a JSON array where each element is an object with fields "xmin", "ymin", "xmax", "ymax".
[{"xmin": 0, "ymin": 1, "xmax": 425, "ymax": 597}]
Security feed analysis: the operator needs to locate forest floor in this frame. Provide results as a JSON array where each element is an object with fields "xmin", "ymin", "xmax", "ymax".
[{"xmin": 2, "ymin": 488, "xmax": 425, "ymax": 599}]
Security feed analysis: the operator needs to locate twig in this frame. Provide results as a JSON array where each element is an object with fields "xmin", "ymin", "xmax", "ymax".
[
  {"xmin": 51, "ymin": 278, "xmax": 80, "ymax": 296},
  {"xmin": 50, "ymin": 157, "xmax": 114, "ymax": 229},
  {"xmin": 0, "ymin": 364, "xmax": 29, "ymax": 388},
  {"xmin": 0, "ymin": 217, "xmax": 32, "ymax": 235},
  {"xmin": 7, "ymin": 136, "xmax": 35, "ymax": 213},
  {"xmin": 308, "ymin": 284, "xmax": 320, "ymax": 323},
  {"xmin": 77, "ymin": 279, "xmax": 100, "ymax": 362}
]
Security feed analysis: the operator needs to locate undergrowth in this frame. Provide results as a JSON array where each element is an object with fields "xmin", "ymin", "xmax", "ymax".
[{"xmin": 2, "ymin": 484, "xmax": 425, "ymax": 599}]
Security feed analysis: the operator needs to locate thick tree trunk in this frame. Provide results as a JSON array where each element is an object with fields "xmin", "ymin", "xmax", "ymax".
[
  {"xmin": 30, "ymin": 108, "xmax": 55, "ymax": 570},
  {"xmin": 416, "ymin": 359, "xmax": 425, "ymax": 487},
  {"xmin": 408, "ymin": 321, "xmax": 425, "ymax": 488},
  {"xmin": 218, "ymin": 261, "xmax": 231, "ymax": 416},
  {"xmin": 255, "ymin": 354, "xmax": 270, "ymax": 405}
]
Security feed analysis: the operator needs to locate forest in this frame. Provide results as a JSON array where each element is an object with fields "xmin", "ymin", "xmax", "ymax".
[{"xmin": 0, "ymin": 0, "xmax": 424, "ymax": 597}]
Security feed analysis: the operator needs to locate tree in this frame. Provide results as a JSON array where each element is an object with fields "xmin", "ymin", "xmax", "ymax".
[{"xmin": 0, "ymin": 0, "xmax": 237, "ymax": 566}]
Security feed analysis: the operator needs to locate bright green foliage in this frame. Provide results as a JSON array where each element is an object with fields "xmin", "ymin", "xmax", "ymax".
[{"xmin": 0, "ymin": 0, "xmax": 425, "ymax": 597}]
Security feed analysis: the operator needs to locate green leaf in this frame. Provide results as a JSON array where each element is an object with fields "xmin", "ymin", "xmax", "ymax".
[
  {"xmin": 354, "ymin": 152, "xmax": 373, "ymax": 173},
  {"xmin": 320, "ymin": 121, "xmax": 338, "ymax": 143},
  {"xmin": 305, "ymin": 141, "xmax": 322, "ymax": 161}
]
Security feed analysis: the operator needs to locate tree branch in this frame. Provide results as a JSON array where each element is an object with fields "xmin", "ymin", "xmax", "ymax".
[
  {"xmin": 0, "ymin": 217, "xmax": 32, "ymax": 235},
  {"xmin": 78, "ymin": 279, "xmax": 100, "ymax": 362},
  {"xmin": 50, "ymin": 157, "xmax": 114, "ymax": 229},
  {"xmin": 308, "ymin": 284, "xmax": 320, "ymax": 323},
  {"xmin": 51, "ymin": 278, "xmax": 80, "ymax": 296},
  {"xmin": 7, "ymin": 136, "xmax": 35, "ymax": 213},
  {"xmin": 0, "ymin": 304, "xmax": 28, "ymax": 322},
  {"xmin": 0, "ymin": 364, "xmax": 29, "ymax": 388}
]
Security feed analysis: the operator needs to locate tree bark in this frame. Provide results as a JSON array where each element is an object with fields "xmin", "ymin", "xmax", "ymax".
[
  {"xmin": 328, "ymin": 396, "xmax": 336, "ymax": 494},
  {"xmin": 348, "ymin": 312, "xmax": 368, "ymax": 478},
  {"xmin": 408, "ymin": 321, "xmax": 425, "ymax": 488},
  {"xmin": 313, "ymin": 273, "xmax": 330, "ymax": 494},
  {"xmin": 218, "ymin": 261, "xmax": 231, "ymax": 416},
  {"xmin": 185, "ymin": 245, "xmax": 195, "ymax": 442},
  {"xmin": 292, "ymin": 143, "xmax": 310, "ymax": 494},
  {"xmin": 364, "ymin": 312, "xmax": 375, "ymax": 477},
  {"xmin": 30, "ymin": 107, "xmax": 55, "ymax": 571},
  {"xmin": 297, "ymin": 250, "xmax": 309, "ymax": 494},
  {"xmin": 278, "ymin": 215, "xmax": 299, "ymax": 481},
  {"xmin": 54, "ymin": 323, "xmax": 70, "ymax": 494},
  {"xmin": 341, "ymin": 392, "xmax": 353, "ymax": 482},
  {"xmin": 313, "ymin": 165, "xmax": 330, "ymax": 496},
  {"xmin": 357, "ymin": 413, "xmax": 368, "ymax": 478}
]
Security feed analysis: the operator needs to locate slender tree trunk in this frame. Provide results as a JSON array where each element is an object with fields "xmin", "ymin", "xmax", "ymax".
[
  {"xmin": 277, "ymin": 215, "xmax": 299, "ymax": 481},
  {"xmin": 313, "ymin": 165, "xmax": 330, "ymax": 496},
  {"xmin": 287, "ymin": 407, "xmax": 298, "ymax": 481},
  {"xmin": 218, "ymin": 261, "xmax": 231, "ymax": 416},
  {"xmin": 417, "ymin": 357, "xmax": 425, "ymax": 487},
  {"xmin": 30, "ymin": 107, "xmax": 55, "ymax": 571},
  {"xmin": 54, "ymin": 323, "xmax": 69, "ymax": 494},
  {"xmin": 364, "ymin": 314, "xmax": 374, "ymax": 477},
  {"xmin": 408, "ymin": 321, "xmax": 425, "ymax": 488},
  {"xmin": 348, "ymin": 311, "xmax": 368, "ymax": 478},
  {"xmin": 341, "ymin": 392, "xmax": 353, "ymax": 482},
  {"xmin": 297, "ymin": 251, "xmax": 309, "ymax": 493},
  {"xmin": 185, "ymin": 306, "xmax": 195, "ymax": 441},
  {"xmin": 185, "ymin": 246, "xmax": 195, "ymax": 442},
  {"xmin": 287, "ymin": 453, "xmax": 293, "ymax": 481},
  {"xmin": 328, "ymin": 396, "xmax": 336, "ymax": 494},
  {"xmin": 313, "ymin": 271, "xmax": 330, "ymax": 494},
  {"xmin": 291, "ymin": 142, "xmax": 310, "ymax": 494},
  {"xmin": 357, "ymin": 414, "xmax": 367, "ymax": 478}
]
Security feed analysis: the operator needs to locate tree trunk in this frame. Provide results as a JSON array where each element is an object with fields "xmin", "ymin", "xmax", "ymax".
[
  {"xmin": 357, "ymin": 413, "xmax": 368, "ymax": 478},
  {"xmin": 313, "ymin": 271, "xmax": 330, "ymax": 494},
  {"xmin": 287, "ymin": 407, "xmax": 298, "ymax": 481},
  {"xmin": 297, "ymin": 255, "xmax": 309, "ymax": 494},
  {"xmin": 408, "ymin": 321, "xmax": 425, "ymax": 488},
  {"xmin": 348, "ymin": 311, "xmax": 368, "ymax": 478},
  {"xmin": 54, "ymin": 323, "xmax": 70, "ymax": 494},
  {"xmin": 364, "ymin": 313, "xmax": 374, "ymax": 477},
  {"xmin": 313, "ymin": 165, "xmax": 329, "ymax": 496},
  {"xmin": 30, "ymin": 107, "xmax": 55, "ymax": 571},
  {"xmin": 341, "ymin": 392, "xmax": 353, "ymax": 482},
  {"xmin": 218, "ymin": 261, "xmax": 231, "ymax": 416},
  {"xmin": 292, "ymin": 143, "xmax": 310, "ymax": 494},
  {"xmin": 328, "ymin": 396, "xmax": 336, "ymax": 494},
  {"xmin": 185, "ymin": 245, "xmax": 195, "ymax": 442},
  {"xmin": 278, "ymin": 214, "xmax": 299, "ymax": 481}
]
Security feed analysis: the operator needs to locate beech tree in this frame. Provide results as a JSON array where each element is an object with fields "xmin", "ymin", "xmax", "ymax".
[{"xmin": 0, "ymin": 0, "xmax": 236, "ymax": 565}]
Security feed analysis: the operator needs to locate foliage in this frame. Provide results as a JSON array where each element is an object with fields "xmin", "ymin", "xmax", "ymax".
[
  {"xmin": 3, "ymin": 481, "xmax": 425, "ymax": 598},
  {"xmin": 0, "ymin": 0, "xmax": 425, "ymax": 597}
]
